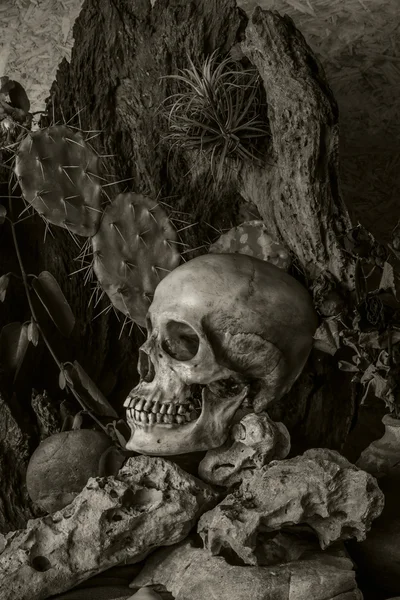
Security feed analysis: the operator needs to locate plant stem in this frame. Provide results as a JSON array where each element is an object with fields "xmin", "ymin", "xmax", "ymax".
[{"xmin": 7, "ymin": 178, "xmax": 110, "ymax": 436}]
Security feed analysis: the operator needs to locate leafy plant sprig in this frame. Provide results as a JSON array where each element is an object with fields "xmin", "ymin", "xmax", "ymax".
[
  {"xmin": 161, "ymin": 50, "xmax": 269, "ymax": 180},
  {"xmin": 1, "ymin": 185, "xmax": 119, "ymax": 433},
  {"xmin": 314, "ymin": 224, "xmax": 400, "ymax": 418},
  {"xmin": 0, "ymin": 85, "xmax": 124, "ymax": 442}
]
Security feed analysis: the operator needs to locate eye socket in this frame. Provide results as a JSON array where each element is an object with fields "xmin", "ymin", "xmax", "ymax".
[{"xmin": 161, "ymin": 321, "xmax": 200, "ymax": 361}]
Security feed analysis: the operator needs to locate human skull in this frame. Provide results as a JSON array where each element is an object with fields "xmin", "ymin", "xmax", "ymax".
[{"xmin": 124, "ymin": 253, "xmax": 318, "ymax": 455}]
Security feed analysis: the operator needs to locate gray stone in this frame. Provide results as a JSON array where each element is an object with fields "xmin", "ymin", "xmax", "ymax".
[
  {"xmin": 198, "ymin": 412, "xmax": 290, "ymax": 487},
  {"xmin": 131, "ymin": 539, "xmax": 362, "ymax": 600},
  {"xmin": 198, "ymin": 448, "xmax": 384, "ymax": 565},
  {"xmin": 0, "ymin": 456, "xmax": 217, "ymax": 600}
]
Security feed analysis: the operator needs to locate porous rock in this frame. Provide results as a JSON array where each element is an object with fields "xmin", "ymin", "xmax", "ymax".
[
  {"xmin": 131, "ymin": 538, "xmax": 362, "ymax": 600},
  {"xmin": 0, "ymin": 456, "xmax": 217, "ymax": 600},
  {"xmin": 198, "ymin": 412, "xmax": 291, "ymax": 487},
  {"xmin": 198, "ymin": 448, "xmax": 384, "ymax": 565},
  {"xmin": 0, "ymin": 393, "xmax": 36, "ymax": 533}
]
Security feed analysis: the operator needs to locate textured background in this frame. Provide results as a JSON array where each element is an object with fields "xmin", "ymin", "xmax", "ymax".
[{"xmin": 1, "ymin": 0, "xmax": 399, "ymax": 241}]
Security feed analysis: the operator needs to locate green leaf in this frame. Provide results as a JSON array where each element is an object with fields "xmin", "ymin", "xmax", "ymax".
[
  {"xmin": 0, "ymin": 274, "xmax": 10, "ymax": 302},
  {"xmin": 355, "ymin": 259, "xmax": 367, "ymax": 304},
  {"xmin": 59, "ymin": 367, "xmax": 73, "ymax": 390},
  {"xmin": 360, "ymin": 363, "xmax": 377, "ymax": 383},
  {"xmin": 0, "ymin": 205, "xmax": 6, "ymax": 225},
  {"xmin": 59, "ymin": 370, "xmax": 67, "ymax": 390},
  {"xmin": 7, "ymin": 80, "xmax": 30, "ymax": 113},
  {"xmin": 62, "ymin": 361, "xmax": 118, "ymax": 418},
  {"xmin": 370, "ymin": 372, "xmax": 392, "ymax": 402},
  {"xmin": 338, "ymin": 360, "xmax": 359, "ymax": 373},
  {"xmin": 72, "ymin": 411, "xmax": 84, "ymax": 430},
  {"xmin": 358, "ymin": 331, "xmax": 384, "ymax": 349},
  {"xmin": 98, "ymin": 445, "xmax": 126, "ymax": 476},
  {"xmin": 379, "ymin": 261, "xmax": 396, "ymax": 296},
  {"xmin": 313, "ymin": 318, "xmax": 341, "ymax": 355},
  {"xmin": 61, "ymin": 415, "xmax": 74, "ymax": 432},
  {"xmin": 27, "ymin": 319, "xmax": 39, "ymax": 346},
  {"xmin": 106, "ymin": 419, "xmax": 130, "ymax": 448},
  {"xmin": 32, "ymin": 271, "xmax": 75, "ymax": 337},
  {"xmin": 0, "ymin": 322, "xmax": 29, "ymax": 378}
]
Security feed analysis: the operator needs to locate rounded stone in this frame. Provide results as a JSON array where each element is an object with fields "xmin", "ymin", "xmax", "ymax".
[{"xmin": 26, "ymin": 429, "xmax": 113, "ymax": 513}]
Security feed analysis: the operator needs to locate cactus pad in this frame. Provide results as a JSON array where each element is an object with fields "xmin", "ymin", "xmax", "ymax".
[
  {"xmin": 92, "ymin": 193, "xmax": 181, "ymax": 326},
  {"xmin": 14, "ymin": 125, "xmax": 103, "ymax": 236},
  {"xmin": 209, "ymin": 220, "xmax": 291, "ymax": 271}
]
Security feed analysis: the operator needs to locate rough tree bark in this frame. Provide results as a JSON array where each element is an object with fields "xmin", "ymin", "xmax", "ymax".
[
  {"xmin": 240, "ymin": 9, "xmax": 355, "ymax": 289},
  {"xmin": 0, "ymin": 0, "xmax": 358, "ymax": 531}
]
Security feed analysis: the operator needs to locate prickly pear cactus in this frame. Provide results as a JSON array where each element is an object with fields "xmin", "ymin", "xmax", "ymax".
[
  {"xmin": 209, "ymin": 220, "xmax": 291, "ymax": 271},
  {"xmin": 14, "ymin": 125, "xmax": 103, "ymax": 236},
  {"xmin": 92, "ymin": 192, "xmax": 181, "ymax": 326}
]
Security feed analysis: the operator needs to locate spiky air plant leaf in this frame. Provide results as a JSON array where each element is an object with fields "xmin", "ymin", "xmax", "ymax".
[{"xmin": 161, "ymin": 50, "xmax": 269, "ymax": 179}]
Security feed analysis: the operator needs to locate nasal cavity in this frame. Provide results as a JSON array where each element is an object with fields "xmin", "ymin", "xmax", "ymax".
[{"xmin": 138, "ymin": 350, "xmax": 155, "ymax": 382}]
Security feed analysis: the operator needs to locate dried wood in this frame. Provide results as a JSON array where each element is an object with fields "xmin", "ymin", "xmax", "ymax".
[
  {"xmin": 240, "ymin": 8, "xmax": 355, "ymax": 289},
  {"xmin": 0, "ymin": 388, "xmax": 37, "ymax": 533}
]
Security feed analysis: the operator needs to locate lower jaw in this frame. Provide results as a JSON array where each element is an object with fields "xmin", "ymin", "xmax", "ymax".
[
  {"xmin": 125, "ymin": 387, "xmax": 249, "ymax": 455},
  {"xmin": 125, "ymin": 419, "xmax": 201, "ymax": 455}
]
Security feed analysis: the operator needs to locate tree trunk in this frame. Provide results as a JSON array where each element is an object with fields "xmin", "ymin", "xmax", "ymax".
[
  {"xmin": 0, "ymin": 0, "xmax": 358, "ymax": 532},
  {"xmin": 240, "ymin": 9, "xmax": 355, "ymax": 290}
]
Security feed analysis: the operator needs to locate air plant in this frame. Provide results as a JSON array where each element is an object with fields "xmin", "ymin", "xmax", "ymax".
[{"xmin": 161, "ymin": 50, "xmax": 269, "ymax": 179}]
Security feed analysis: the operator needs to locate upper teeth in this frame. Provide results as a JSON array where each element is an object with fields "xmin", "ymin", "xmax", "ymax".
[{"xmin": 124, "ymin": 396, "xmax": 201, "ymax": 425}]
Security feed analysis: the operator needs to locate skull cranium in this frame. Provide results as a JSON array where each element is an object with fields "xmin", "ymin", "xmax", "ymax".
[{"xmin": 124, "ymin": 253, "xmax": 318, "ymax": 455}]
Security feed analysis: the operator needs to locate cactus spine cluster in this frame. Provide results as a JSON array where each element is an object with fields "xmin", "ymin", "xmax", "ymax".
[
  {"xmin": 13, "ymin": 124, "xmax": 181, "ymax": 326},
  {"xmin": 15, "ymin": 125, "xmax": 103, "ymax": 237},
  {"xmin": 92, "ymin": 193, "xmax": 180, "ymax": 326}
]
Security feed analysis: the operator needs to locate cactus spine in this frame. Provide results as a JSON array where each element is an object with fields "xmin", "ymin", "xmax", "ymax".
[
  {"xmin": 92, "ymin": 193, "xmax": 180, "ymax": 326},
  {"xmin": 15, "ymin": 125, "xmax": 103, "ymax": 237}
]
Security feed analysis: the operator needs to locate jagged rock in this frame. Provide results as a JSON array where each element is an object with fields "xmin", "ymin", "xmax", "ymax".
[
  {"xmin": 31, "ymin": 390, "xmax": 62, "ymax": 441},
  {"xmin": 198, "ymin": 412, "xmax": 290, "ymax": 487},
  {"xmin": 131, "ymin": 538, "xmax": 363, "ymax": 600},
  {"xmin": 0, "ymin": 456, "xmax": 217, "ymax": 600},
  {"xmin": 0, "ymin": 392, "xmax": 36, "ymax": 533},
  {"xmin": 198, "ymin": 448, "xmax": 384, "ymax": 565}
]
